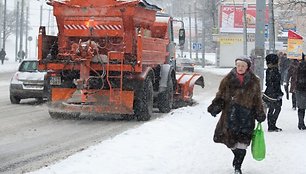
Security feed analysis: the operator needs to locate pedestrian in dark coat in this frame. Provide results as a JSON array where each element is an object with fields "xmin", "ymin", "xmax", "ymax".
[
  {"xmin": 263, "ymin": 54, "xmax": 283, "ymax": 132},
  {"xmin": 285, "ymin": 59, "xmax": 299, "ymax": 110},
  {"xmin": 296, "ymin": 55, "xmax": 306, "ymax": 130},
  {"xmin": 208, "ymin": 56, "xmax": 266, "ymax": 174},
  {"xmin": 0, "ymin": 48, "xmax": 6, "ymax": 65},
  {"xmin": 280, "ymin": 53, "xmax": 290, "ymax": 84}
]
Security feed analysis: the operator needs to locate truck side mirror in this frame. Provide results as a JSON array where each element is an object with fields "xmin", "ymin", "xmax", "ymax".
[{"xmin": 179, "ymin": 28, "xmax": 185, "ymax": 46}]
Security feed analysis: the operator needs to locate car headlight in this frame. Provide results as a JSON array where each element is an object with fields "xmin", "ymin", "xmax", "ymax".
[{"xmin": 11, "ymin": 72, "xmax": 20, "ymax": 82}]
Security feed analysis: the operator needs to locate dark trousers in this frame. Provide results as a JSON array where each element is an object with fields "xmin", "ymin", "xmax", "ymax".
[
  {"xmin": 0, "ymin": 59, "xmax": 3, "ymax": 64},
  {"xmin": 267, "ymin": 101, "xmax": 282, "ymax": 129},
  {"xmin": 298, "ymin": 109, "xmax": 305, "ymax": 127},
  {"xmin": 292, "ymin": 92, "xmax": 296, "ymax": 108}
]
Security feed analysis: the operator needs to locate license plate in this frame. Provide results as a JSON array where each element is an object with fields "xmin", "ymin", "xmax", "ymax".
[{"xmin": 50, "ymin": 76, "xmax": 61, "ymax": 85}]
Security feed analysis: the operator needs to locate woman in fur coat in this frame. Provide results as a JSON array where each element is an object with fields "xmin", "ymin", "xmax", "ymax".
[{"xmin": 208, "ymin": 56, "xmax": 266, "ymax": 174}]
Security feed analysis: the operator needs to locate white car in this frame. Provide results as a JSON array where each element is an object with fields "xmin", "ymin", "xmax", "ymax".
[
  {"xmin": 9, "ymin": 60, "xmax": 48, "ymax": 104},
  {"xmin": 176, "ymin": 58, "xmax": 195, "ymax": 72}
]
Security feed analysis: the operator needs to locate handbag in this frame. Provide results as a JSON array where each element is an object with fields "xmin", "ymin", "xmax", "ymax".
[{"xmin": 251, "ymin": 122, "xmax": 266, "ymax": 161}]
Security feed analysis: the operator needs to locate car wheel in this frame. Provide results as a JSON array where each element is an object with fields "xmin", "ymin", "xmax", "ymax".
[{"xmin": 10, "ymin": 95, "xmax": 21, "ymax": 104}]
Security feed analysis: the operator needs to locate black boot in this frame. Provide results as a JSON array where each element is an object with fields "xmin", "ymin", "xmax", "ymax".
[
  {"xmin": 292, "ymin": 93, "xmax": 297, "ymax": 110},
  {"xmin": 232, "ymin": 149, "xmax": 246, "ymax": 174},
  {"xmin": 298, "ymin": 109, "xmax": 306, "ymax": 130},
  {"xmin": 268, "ymin": 107, "xmax": 282, "ymax": 132}
]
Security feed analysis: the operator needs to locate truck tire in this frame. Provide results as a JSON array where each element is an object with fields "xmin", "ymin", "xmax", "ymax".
[
  {"xmin": 122, "ymin": 114, "xmax": 135, "ymax": 121},
  {"xmin": 134, "ymin": 77, "xmax": 153, "ymax": 121},
  {"xmin": 157, "ymin": 77, "xmax": 174, "ymax": 113},
  {"xmin": 49, "ymin": 110, "xmax": 81, "ymax": 119},
  {"xmin": 10, "ymin": 95, "xmax": 21, "ymax": 104}
]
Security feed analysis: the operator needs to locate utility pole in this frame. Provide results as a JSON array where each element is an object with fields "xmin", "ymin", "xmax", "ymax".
[
  {"xmin": 194, "ymin": 2, "xmax": 198, "ymax": 61},
  {"xmin": 189, "ymin": 4, "xmax": 192, "ymax": 59},
  {"xmin": 40, "ymin": 3, "xmax": 43, "ymax": 26},
  {"xmin": 201, "ymin": 2, "xmax": 206, "ymax": 68},
  {"xmin": 26, "ymin": 6, "xmax": 29, "ymax": 58},
  {"xmin": 243, "ymin": 0, "xmax": 248, "ymax": 56},
  {"xmin": 2, "ymin": 0, "xmax": 6, "ymax": 50},
  {"xmin": 48, "ymin": 8, "xmax": 52, "ymax": 34},
  {"xmin": 255, "ymin": 0, "xmax": 266, "ymax": 89},
  {"xmin": 19, "ymin": 0, "xmax": 25, "ymax": 61},
  {"xmin": 268, "ymin": 0, "xmax": 275, "ymax": 53},
  {"xmin": 15, "ymin": 1, "xmax": 19, "ymax": 62},
  {"xmin": 0, "ymin": 2, "xmax": 2, "ymax": 49}
]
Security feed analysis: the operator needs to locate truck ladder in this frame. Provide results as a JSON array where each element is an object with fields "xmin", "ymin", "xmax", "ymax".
[{"xmin": 106, "ymin": 52, "xmax": 124, "ymax": 104}]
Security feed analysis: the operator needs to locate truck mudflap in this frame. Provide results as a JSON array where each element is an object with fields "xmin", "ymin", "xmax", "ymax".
[
  {"xmin": 175, "ymin": 73, "xmax": 204, "ymax": 103},
  {"xmin": 49, "ymin": 88, "xmax": 134, "ymax": 115}
]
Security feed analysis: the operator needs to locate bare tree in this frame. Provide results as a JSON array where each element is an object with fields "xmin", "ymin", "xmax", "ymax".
[
  {"xmin": 0, "ymin": 9, "xmax": 31, "ymax": 45},
  {"xmin": 276, "ymin": 0, "xmax": 306, "ymax": 16}
]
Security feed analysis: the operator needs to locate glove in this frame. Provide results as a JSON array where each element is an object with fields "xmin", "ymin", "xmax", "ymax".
[
  {"xmin": 207, "ymin": 104, "xmax": 221, "ymax": 117},
  {"xmin": 256, "ymin": 112, "xmax": 266, "ymax": 123}
]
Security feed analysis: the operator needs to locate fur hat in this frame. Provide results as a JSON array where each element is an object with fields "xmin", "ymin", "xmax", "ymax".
[
  {"xmin": 235, "ymin": 56, "xmax": 252, "ymax": 68},
  {"xmin": 265, "ymin": 54, "xmax": 278, "ymax": 65}
]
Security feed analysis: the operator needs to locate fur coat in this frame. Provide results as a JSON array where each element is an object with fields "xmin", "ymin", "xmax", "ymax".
[{"xmin": 208, "ymin": 68, "xmax": 266, "ymax": 148}]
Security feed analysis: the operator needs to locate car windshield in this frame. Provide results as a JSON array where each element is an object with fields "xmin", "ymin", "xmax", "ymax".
[{"xmin": 19, "ymin": 61, "xmax": 38, "ymax": 72}]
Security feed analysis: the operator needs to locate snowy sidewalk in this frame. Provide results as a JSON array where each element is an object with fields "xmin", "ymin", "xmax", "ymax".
[{"xmin": 28, "ymin": 67, "xmax": 305, "ymax": 174}]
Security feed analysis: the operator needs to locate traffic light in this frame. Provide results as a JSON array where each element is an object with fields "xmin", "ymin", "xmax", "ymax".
[{"xmin": 179, "ymin": 28, "xmax": 185, "ymax": 46}]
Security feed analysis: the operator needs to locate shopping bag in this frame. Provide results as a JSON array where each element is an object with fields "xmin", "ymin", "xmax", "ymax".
[{"xmin": 251, "ymin": 122, "xmax": 266, "ymax": 161}]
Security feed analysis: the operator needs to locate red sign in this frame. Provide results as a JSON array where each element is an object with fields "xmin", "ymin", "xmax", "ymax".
[
  {"xmin": 288, "ymin": 30, "xmax": 303, "ymax": 39},
  {"xmin": 220, "ymin": 5, "xmax": 269, "ymax": 32}
]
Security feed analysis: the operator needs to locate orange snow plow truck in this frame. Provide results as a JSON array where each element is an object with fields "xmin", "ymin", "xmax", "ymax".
[{"xmin": 38, "ymin": 0, "xmax": 204, "ymax": 121}]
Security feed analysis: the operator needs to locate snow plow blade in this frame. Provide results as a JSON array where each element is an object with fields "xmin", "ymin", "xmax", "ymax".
[
  {"xmin": 175, "ymin": 73, "xmax": 204, "ymax": 103},
  {"xmin": 49, "ymin": 88, "xmax": 134, "ymax": 117}
]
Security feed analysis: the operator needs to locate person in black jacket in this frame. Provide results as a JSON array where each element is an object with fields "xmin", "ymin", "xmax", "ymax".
[
  {"xmin": 296, "ymin": 54, "xmax": 306, "ymax": 130},
  {"xmin": 263, "ymin": 54, "xmax": 284, "ymax": 132},
  {"xmin": 0, "ymin": 48, "xmax": 6, "ymax": 65}
]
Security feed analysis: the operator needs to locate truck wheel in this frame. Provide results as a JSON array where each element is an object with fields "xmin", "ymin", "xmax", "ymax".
[
  {"xmin": 49, "ymin": 110, "xmax": 81, "ymax": 119},
  {"xmin": 10, "ymin": 95, "xmax": 21, "ymax": 104},
  {"xmin": 157, "ymin": 77, "xmax": 174, "ymax": 113},
  {"xmin": 135, "ymin": 77, "xmax": 153, "ymax": 121},
  {"xmin": 122, "ymin": 114, "xmax": 135, "ymax": 121},
  {"xmin": 36, "ymin": 97, "xmax": 44, "ymax": 103}
]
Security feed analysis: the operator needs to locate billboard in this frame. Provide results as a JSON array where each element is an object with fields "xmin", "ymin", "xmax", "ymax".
[
  {"xmin": 220, "ymin": 5, "xmax": 269, "ymax": 33},
  {"xmin": 287, "ymin": 30, "xmax": 303, "ymax": 59}
]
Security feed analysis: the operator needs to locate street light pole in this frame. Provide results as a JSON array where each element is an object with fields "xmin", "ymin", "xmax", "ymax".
[
  {"xmin": 268, "ymin": 0, "xmax": 275, "ymax": 53},
  {"xmin": 255, "ymin": 0, "xmax": 266, "ymax": 89},
  {"xmin": 243, "ymin": 0, "xmax": 248, "ymax": 56},
  {"xmin": 2, "ymin": 0, "xmax": 7, "ymax": 50},
  {"xmin": 19, "ymin": 0, "xmax": 25, "ymax": 61},
  {"xmin": 201, "ymin": 1, "xmax": 206, "ymax": 68},
  {"xmin": 189, "ymin": 4, "xmax": 192, "ymax": 59},
  {"xmin": 15, "ymin": 1, "xmax": 19, "ymax": 62},
  {"xmin": 40, "ymin": 3, "xmax": 43, "ymax": 26},
  {"xmin": 194, "ymin": 1, "xmax": 198, "ymax": 61}
]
